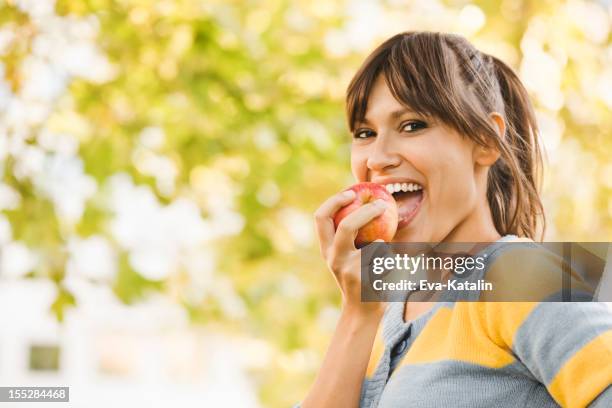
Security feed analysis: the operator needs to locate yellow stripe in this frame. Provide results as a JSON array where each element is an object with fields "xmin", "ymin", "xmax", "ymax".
[
  {"xmin": 397, "ymin": 304, "xmax": 521, "ymax": 369},
  {"xmin": 366, "ymin": 324, "xmax": 385, "ymax": 378},
  {"xmin": 478, "ymin": 302, "xmax": 539, "ymax": 348},
  {"xmin": 547, "ymin": 330, "xmax": 612, "ymax": 408}
]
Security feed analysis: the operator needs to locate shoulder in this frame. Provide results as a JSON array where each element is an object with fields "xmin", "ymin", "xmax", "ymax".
[{"xmin": 480, "ymin": 238, "xmax": 592, "ymax": 301}]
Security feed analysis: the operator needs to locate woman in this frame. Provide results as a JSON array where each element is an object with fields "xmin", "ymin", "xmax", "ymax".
[{"xmin": 298, "ymin": 32, "xmax": 612, "ymax": 407}]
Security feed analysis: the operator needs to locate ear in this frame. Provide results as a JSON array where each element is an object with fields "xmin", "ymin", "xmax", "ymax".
[
  {"xmin": 474, "ymin": 112, "xmax": 504, "ymax": 166},
  {"xmin": 489, "ymin": 112, "xmax": 506, "ymax": 139}
]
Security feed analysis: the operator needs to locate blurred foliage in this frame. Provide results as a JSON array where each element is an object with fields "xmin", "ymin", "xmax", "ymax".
[{"xmin": 1, "ymin": 0, "xmax": 611, "ymax": 406}]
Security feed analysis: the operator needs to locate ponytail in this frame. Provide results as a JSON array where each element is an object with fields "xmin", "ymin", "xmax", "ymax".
[{"xmin": 487, "ymin": 55, "xmax": 545, "ymax": 240}]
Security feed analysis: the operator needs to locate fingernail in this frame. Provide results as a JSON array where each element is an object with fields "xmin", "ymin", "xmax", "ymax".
[{"xmin": 342, "ymin": 190, "xmax": 355, "ymax": 198}]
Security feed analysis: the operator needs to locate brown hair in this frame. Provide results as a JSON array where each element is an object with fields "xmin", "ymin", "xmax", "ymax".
[{"xmin": 346, "ymin": 31, "xmax": 545, "ymax": 240}]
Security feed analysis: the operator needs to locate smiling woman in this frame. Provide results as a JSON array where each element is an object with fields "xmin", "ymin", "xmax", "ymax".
[
  {"xmin": 346, "ymin": 32, "xmax": 543, "ymax": 244},
  {"xmin": 298, "ymin": 31, "xmax": 612, "ymax": 408}
]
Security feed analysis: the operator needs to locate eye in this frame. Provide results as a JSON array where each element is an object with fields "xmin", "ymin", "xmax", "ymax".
[
  {"xmin": 401, "ymin": 121, "xmax": 427, "ymax": 133},
  {"xmin": 353, "ymin": 128, "xmax": 376, "ymax": 139}
]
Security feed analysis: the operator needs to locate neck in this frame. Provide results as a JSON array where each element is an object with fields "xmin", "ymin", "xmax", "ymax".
[{"xmin": 444, "ymin": 199, "xmax": 501, "ymax": 243}]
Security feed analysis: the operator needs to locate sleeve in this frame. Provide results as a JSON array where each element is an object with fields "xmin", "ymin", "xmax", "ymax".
[
  {"xmin": 482, "ymin": 302, "xmax": 612, "ymax": 408},
  {"xmin": 590, "ymin": 385, "xmax": 612, "ymax": 407}
]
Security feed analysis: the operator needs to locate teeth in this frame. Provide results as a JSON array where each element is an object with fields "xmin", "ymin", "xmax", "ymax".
[{"xmin": 383, "ymin": 182, "xmax": 423, "ymax": 194}]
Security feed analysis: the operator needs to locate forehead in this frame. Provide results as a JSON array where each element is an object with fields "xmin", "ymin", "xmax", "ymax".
[{"xmin": 361, "ymin": 76, "xmax": 416, "ymax": 122}]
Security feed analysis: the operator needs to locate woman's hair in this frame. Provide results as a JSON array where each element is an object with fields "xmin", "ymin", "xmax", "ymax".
[{"xmin": 346, "ymin": 31, "xmax": 545, "ymax": 240}]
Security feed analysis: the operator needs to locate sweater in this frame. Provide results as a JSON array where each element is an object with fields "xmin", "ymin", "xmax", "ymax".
[
  {"xmin": 297, "ymin": 236, "xmax": 612, "ymax": 407},
  {"xmin": 364, "ymin": 301, "xmax": 612, "ymax": 407}
]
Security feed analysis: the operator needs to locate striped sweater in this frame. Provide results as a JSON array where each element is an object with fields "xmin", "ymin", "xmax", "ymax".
[
  {"xmin": 299, "ymin": 237, "xmax": 612, "ymax": 407},
  {"xmin": 361, "ymin": 237, "xmax": 612, "ymax": 407}
]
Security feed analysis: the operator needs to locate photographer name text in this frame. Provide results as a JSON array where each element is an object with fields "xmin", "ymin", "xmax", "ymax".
[{"xmin": 372, "ymin": 279, "xmax": 493, "ymax": 292}]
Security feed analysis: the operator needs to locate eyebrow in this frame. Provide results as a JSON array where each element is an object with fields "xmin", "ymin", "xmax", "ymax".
[
  {"xmin": 358, "ymin": 107, "xmax": 417, "ymax": 127},
  {"xmin": 390, "ymin": 107, "xmax": 416, "ymax": 119}
]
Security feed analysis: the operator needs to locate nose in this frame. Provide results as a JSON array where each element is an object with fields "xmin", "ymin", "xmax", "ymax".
[{"xmin": 366, "ymin": 134, "xmax": 401, "ymax": 171}]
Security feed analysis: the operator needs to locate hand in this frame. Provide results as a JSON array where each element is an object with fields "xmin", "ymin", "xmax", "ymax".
[{"xmin": 314, "ymin": 189, "xmax": 389, "ymax": 317}]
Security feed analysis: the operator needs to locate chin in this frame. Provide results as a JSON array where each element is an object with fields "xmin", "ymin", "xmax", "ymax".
[{"xmin": 393, "ymin": 224, "xmax": 425, "ymax": 243}]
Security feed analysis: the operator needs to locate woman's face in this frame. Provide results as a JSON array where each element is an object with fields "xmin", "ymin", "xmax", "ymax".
[{"xmin": 350, "ymin": 75, "xmax": 498, "ymax": 243}]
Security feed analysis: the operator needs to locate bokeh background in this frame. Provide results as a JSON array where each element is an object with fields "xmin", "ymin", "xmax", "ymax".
[{"xmin": 0, "ymin": 0, "xmax": 611, "ymax": 407}]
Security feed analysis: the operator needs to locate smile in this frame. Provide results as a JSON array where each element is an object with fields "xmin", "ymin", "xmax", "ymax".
[{"xmin": 382, "ymin": 182, "xmax": 424, "ymax": 229}]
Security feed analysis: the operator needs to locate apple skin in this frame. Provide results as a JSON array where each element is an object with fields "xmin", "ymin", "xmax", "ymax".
[{"xmin": 333, "ymin": 182, "xmax": 398, "ymax": 248}]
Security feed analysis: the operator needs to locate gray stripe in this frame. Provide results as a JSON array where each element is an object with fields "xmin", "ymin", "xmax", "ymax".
[
  {"xmin": 591, "ymin": 385, "xmax": 612, "ymax": 408},
  {"xmin": 382, "ymin": 302, "xmax": 411, "ymax": 343},
  {"xmin": 363, "ymin": 302, "xmax": 453, "ymax": 407},
  {"xmin": 512, "ymin": 302, "xmax": 612, "ymax": 384},
  {"xmin": 378, "ymin": 360, "xmax": 560, "ymax": 408},
  {"xmin": 439, "ymin": 236, "xmax": 534, "ymax": 302}
]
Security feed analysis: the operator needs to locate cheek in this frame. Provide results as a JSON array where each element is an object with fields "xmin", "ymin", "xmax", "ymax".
[
  {"xmin": 421, "ymin": 142, "xmax": 475, "ymax": 206},
  {"xmin": 431, "ymin": 151, "xmax": 477, "ymax": 209}
]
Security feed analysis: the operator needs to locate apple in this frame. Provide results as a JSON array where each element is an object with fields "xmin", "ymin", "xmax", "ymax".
[{"xmin": 333, "ymin": 182, "xmax": 398, "ymax": 248}]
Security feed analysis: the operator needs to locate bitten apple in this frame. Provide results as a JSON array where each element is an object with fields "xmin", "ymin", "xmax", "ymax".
[{"xmin": 333, "ymin": 182, "xmax": 398, "ymax": 248}]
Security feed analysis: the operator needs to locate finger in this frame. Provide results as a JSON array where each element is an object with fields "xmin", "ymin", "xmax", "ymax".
[
  {"xmin": 334, "ymin": 199, "xmax": 388, "ymax": 253},
  {"xmin": 368, "ymin": 239, "xmax": 391, "ymax": 259},
  {"xmin": 365, "ymin": 240, "xmax": 396, "ymax": 275},
  {"xmin": 314, "ymin": 189, "xmax": 356, "ymax": 254},
  {"xmin": 368, "ymin": 239, "xmax": 393, "ymax": 256}
]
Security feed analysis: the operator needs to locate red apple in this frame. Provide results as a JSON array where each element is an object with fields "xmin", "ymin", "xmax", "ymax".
[{"xmin": 333, "ymin": 182, "xmax": 398, "ymax": 248}]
